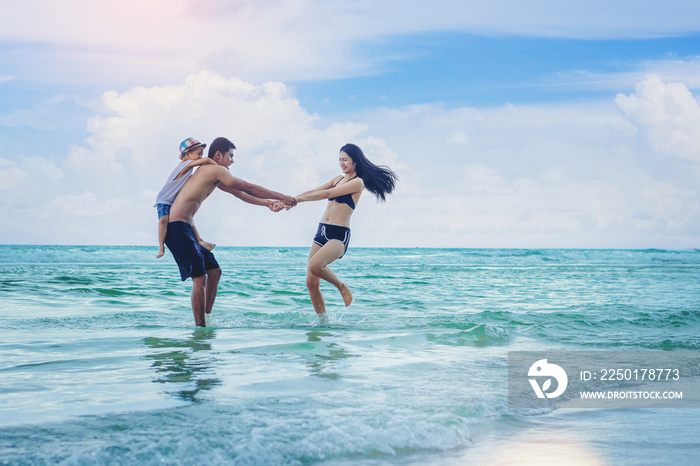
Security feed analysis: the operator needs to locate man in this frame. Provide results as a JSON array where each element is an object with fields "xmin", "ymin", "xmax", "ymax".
[{"xmin": 165, "ymin": 137, "xmax": 296, "ymax": 327}]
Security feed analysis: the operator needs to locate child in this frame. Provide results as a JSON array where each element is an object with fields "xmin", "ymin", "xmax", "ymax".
[{"xmin": 154, "ymin": 138, "xmax": 217, "ymax": 258}]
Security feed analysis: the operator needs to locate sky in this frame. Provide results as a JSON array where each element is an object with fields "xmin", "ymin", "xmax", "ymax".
[{"xmin": 1, "ymin": 0, "xmax": 700, "ymax": 248}]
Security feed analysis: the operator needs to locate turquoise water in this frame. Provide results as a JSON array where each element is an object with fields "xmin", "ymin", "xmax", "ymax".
[{"xmin": 1, "ymin": 246, "xmax": 699, "ymax": 465}]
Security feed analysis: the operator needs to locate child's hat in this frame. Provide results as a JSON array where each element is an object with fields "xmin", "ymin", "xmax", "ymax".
[{"xmin": 179, "ymin": 138, "xmax": 207, "ymax": 158}]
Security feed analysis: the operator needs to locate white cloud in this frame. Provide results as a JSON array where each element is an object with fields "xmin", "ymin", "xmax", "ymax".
[
  {"xmin": 62, "ymin": 72, "xmax": 367, "ymax": 192},
  {"xmin": 0, "ymin": 159, "xmax": 26, "ymax": 190},
  {"xmin": 4, "ymin": 1, "xmax": 700, "ymax": 86},
  {"xmin": 447, "ymin": 130, "xmax": 469, "ymax": 146},
  {"xmin": 616, "ymin": 74, "xmax": 700, "ymax": 161},
  {"xmin": 550, "ymin": 56, "xmax": 700, "ymax": 94},
  {"xmin": 462, "ymin": 165, "xmax": 510, "ymax": 194},
  {"xmin": 352, "ymin": 79, "xmax": 699, "ymax": 248},
  {"xmin": 1, "ymin": 73, "xmax": 698, "ymax": 248},
  {"xmin": 0, "ymin": 71, "xmax": 386, "ymax": 246}
]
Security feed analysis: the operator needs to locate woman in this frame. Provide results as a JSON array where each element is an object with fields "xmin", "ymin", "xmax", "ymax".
[{"xmin": 292, "ymin": 143, "xmax": 398, "ymax": 315}]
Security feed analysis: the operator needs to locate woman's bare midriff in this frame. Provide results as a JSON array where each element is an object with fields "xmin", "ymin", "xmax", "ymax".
[{"xmin": 322, "ymin": 201, "xmax": 355, "ymax": 227}]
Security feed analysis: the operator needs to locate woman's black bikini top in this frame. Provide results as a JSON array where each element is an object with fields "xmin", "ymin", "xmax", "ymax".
[{"xmin": 328, "ymin": 175, "xmax": 358, "ymax": 210}]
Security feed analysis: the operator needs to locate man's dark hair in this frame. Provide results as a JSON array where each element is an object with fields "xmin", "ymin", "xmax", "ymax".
[{"xmin": 208, "ymin": 137, "xmax": 236, "ymax": 159}]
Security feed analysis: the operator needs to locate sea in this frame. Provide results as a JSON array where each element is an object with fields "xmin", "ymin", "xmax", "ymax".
[{"xmin": 1, "ymin": 246, "xmax": 699, "ymax": 465}]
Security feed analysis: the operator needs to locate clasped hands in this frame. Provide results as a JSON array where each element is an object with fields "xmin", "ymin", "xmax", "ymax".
[{"xmin": 268, "ymin": 197, "xmax": 297, "ymax": 212}]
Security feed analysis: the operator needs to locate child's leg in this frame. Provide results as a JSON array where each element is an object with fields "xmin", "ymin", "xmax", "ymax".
[
  {"xmin": 193, "ymin": 224, "xmax": 216, "ymax": 252},
  {"xmin": 157, "ymin": 214, "xmax": 169, "ymax": 258}
]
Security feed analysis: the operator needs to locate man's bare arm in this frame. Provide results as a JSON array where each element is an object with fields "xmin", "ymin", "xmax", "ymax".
[
  {"xmin": 217, "ymin": 171, "xmax": 296, "ymax": 206},
  {"xmin": 217, "ymin": 184, "xmax": 276, "ymax": 209}
]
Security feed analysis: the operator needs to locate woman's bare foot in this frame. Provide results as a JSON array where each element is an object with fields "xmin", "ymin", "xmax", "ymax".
[
  {"xmin": 199, "ymin": 241, "xmax": 216, "ymax": 252},
  {"xmin": 338, "ymin": 283, "xmax": 353, "ymax": 307}
]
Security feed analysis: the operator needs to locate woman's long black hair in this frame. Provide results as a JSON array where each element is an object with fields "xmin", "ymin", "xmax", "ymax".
[{"xmin": 340, "ymin": 143, "xmax": 398, "ymax": 201}]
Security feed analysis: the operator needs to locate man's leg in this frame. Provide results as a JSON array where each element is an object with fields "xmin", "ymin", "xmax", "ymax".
[
  {"xmin": 205, "ymin": 268, "xmax": 222, "ymax": 315},
  {"xmin": 191, "ymin": 275, "xmax": 207, "ymax": 327}
]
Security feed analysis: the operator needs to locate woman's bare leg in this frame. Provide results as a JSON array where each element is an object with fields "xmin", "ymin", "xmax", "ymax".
[
  {"xmin": 306, "ymin": 243, "xmax": 325, "ymax": 314},
  {"xmin": 306, "ymin": 241, "xmax": 352, "ymax": 314}
]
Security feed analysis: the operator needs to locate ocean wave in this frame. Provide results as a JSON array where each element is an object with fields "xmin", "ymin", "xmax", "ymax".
[{"xmin": 0, "ymin": 399, "xmax": 478, "ymax": 465}]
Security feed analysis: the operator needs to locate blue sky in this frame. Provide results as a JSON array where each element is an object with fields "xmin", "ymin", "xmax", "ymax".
[
  {"xmin": 294, "ymin": 33, "xmax": 700, "ymax": 111},
  {"xmin": 1, "ymin": 1, "xmax": 700, "ymax": 248}
]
